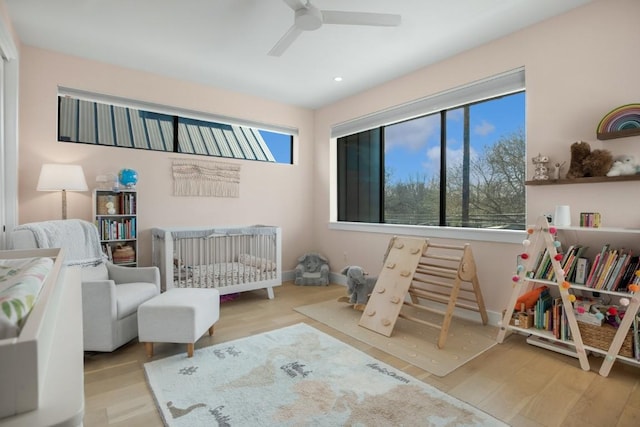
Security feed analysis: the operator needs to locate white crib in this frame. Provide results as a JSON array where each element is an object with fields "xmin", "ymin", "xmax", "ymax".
[{"xmin": 151, "ymin": 225, "xmax": 282, "ymax": 299}]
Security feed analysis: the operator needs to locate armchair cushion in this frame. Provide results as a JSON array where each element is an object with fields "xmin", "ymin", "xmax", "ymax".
[{"xmin": 116, "ymin": 282, "xmax": 159, "ymax": 319}]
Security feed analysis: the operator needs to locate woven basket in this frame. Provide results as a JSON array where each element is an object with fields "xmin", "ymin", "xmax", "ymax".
[
  {"xmin": 577, "ymin": 321, "xmax": 634, "ymax": 358},
  {"xmin": 112, "ymin": 244, "xmax": 135, "ymax": 264},
  {"xmin": 97, "ymin": 194, "xmax": 120, "ymax": 215}
]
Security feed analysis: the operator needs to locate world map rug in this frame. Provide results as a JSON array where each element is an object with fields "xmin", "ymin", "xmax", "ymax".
[
  {"xmin": 144, "ymin": 322, "xmax": 507, "ymax": 426},
  {"xmin": 295, "ymin": 299, "xmax": 498, "ymax": 377}
]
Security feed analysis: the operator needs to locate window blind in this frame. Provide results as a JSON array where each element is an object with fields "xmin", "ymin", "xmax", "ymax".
[{"xmin": 331, "ymin": 67, "xmax": 525, "ymax": 138}]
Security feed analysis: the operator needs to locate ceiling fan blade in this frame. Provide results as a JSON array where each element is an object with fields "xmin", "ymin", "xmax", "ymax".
[
  {"xmin": 268, "ymin": 25, "xmax": 303, "ymax": 57},
  {"xmin": 283, "ymin": 0, "xmax": 307, "ymax": 11},
  {"xmin": 321, "ymin": 10, "xmax": 401, "ymax": 27}
]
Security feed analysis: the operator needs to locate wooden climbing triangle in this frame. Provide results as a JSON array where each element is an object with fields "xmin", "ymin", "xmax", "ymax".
[{"xmin": 359, "ymin": 236, "xmax": 488, "ymax": 348}]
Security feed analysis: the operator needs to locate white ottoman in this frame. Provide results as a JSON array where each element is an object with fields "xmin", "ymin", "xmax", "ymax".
[{"xmin": 138, "ymin": 288, "xmax": 220, "ymax": 358}]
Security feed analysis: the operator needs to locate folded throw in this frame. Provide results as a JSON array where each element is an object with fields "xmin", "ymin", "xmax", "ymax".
[{"xmin": 14, "ymin": 219, "xmax": 106, "ymax": 267}]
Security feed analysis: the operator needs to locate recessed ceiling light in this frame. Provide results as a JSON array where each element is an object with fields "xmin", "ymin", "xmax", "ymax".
[{"xmin": 333, "ymin": 76, "xmax": 343, "ymax": 82}]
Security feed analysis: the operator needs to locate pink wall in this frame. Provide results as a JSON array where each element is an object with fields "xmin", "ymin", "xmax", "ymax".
[
  {"xmin": 314, "ymin": 0, "xmax": 640, "ymax": 312},
  {"xmin": 13, "ymin": 0, "xmax": 640, "ymax": 314},
  {"xmin": 16, "ymin": 46, "xmax": 315, "ymax": 269}
]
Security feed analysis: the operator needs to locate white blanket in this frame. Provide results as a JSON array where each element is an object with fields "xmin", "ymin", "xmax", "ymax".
[{"xmin": 14, "ymin": 219, "xmax": 105, "ymax": 267}]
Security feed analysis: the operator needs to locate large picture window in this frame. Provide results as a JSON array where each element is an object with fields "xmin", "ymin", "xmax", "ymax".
[
  {"xmin": 336, "ymin": 69, "xmax": 526, "ymax": 230},
  {"xmin": 58, "ymin": 92, "xmax": 294, "ymax": 164}
]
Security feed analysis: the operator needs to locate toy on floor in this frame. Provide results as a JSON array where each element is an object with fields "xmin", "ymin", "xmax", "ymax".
[
  {"xmin": 337, "ymin": 265, "xmax": 377, "ymax": 311},
  {"xmin": 294, "ymin": 252, "xmax": 330, "ymax": 286}
]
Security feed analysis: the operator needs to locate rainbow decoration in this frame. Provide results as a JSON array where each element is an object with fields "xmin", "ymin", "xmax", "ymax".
[{"xmin": 597, "ymin": 103, "xmax": 640, "ymax": 140}]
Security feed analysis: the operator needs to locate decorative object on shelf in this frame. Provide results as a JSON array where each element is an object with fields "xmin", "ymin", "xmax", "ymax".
[
  {"xmin": 96, "ymin": 173, "xmax": 120, "ymax": 191},
  {"xmin": 552, "ymin": 161, "xmax": 566, "ymax": 180},
  {"xmin": 118, "ymin": 168, "xmax": 138, "ymax": 188},
  {"xmin": 531, "ymin": 153, "xmax": 550, "ymax": 180},
  {"xmin": 580, "ymin": 212, "xmax": 601, "ymax": 227},
  {"xmin": 97, "ymin": 194, "xmax": 119, "ymax": 215},
  {"xmin": 606, "ymin": 154, "xmax": 638, "ymax": 176},
  {"xmin": 553, "ymin": 205, "xmax": 571, "ymax": 227},
  {"xmin": 172, "ymin": 158, "xmax": 241, "ymax": 197},
  {"xmin": 565, "ymin": 141, "xmax": 613, "ymax": 179},
  {"xmin": 36, "ymin": 163, "xmax": 89, "ymax": 220},
  {"xmin": 597, "ymin": 103, "xmax": 640, "ymax": 140}
]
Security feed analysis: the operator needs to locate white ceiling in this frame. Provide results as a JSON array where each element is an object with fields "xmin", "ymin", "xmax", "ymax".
[{"xmin": 5, "ymin": 0, "xmax": 594, "ymax": 109}]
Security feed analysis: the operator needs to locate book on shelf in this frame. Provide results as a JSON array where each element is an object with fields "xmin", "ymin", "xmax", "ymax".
[
  {"xmin": 617, "ymin": 256, "xmax": 640, "ymax": 292},
  {"xmin": 608, "ymin": 249, "xmax": 632, "ymax": 291},
  {"xmin": 575, "ymin": 257, "xmax": 589, "ymax": 284}
]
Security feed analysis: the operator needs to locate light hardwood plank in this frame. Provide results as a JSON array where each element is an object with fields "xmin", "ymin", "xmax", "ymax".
[{"xmin": 82, "ymin": 282, "xmax": 640, "ymax": 426}]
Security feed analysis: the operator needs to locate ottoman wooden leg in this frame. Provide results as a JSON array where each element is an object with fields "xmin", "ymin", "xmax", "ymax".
[
  {"xmin": 208, "ymin": 325, "xmax": 215, "ymax": 336},
  {"xmin": 145, "ymin": 342, "xmax": 154, "ymax": 358},
  {"xmin": 187, "ymin": 343, "xmax": 194, "ymax": 358}
]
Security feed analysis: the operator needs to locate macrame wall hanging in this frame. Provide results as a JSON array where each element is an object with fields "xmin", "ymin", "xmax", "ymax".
[{"xmin": 172, "ymin": 158, "xmax": 241, "ymax": 197}]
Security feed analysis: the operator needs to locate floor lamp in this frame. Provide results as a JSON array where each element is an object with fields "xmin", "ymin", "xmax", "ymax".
[{"xmin": 37, "ymin": 164, "xmax": 89, "ymax": 219}]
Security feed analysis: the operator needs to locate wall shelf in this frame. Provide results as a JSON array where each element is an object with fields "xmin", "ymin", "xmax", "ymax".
[{"xmin": 525, "ymin": 175, "xmax": 640, "ymax": 186}]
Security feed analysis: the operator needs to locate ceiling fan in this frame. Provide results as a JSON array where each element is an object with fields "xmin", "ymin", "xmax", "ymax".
[{"xmin": 268, "ymin": 0, "xmax": 401, "ymax": 56}]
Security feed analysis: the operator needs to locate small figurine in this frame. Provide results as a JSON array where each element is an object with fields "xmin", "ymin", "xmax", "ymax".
[{"xmin": 532, "ymin": 153, "xmax": 550, "ymax": 180}]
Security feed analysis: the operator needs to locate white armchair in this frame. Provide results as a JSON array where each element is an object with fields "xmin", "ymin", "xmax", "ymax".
[{"xmin": 11, "ymin": 219, "xmax": 160, "ymax": 352}]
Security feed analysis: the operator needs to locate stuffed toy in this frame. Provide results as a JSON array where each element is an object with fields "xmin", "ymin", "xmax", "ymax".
[
  {"xmin": 565, "ymin": 141, "xmax": 613, "ymax": 179},
  {"xmin": 337, "ymin": 265, "xmax": 377, "ymax": 311},
  {"xmin": 606, "ymin": 155, "xmax": 638, "ymax": 177},
  {"xmin": 514, "ymin": 286, "xmax": 548, "ymax": 310},
  {"xmin": 294, "ymin": 252, "xmax": 330, "ymax": 286}
]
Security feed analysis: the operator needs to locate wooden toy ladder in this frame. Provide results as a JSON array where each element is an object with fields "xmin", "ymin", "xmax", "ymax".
[{"xmin": 359, "ymin": 236, "xmax": 488, "ymax": 348}]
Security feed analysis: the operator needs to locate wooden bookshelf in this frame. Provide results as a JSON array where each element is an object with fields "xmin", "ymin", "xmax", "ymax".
[
  {"xmin": 92, "ymin": 189, "xmax": 138, "ymax": 266},
  {"xmin": 497, "ymin": 215, "xmax": 640, "ymax": 377}
]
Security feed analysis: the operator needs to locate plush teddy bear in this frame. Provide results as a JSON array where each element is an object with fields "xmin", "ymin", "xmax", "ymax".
[
  {"xmin": 337, "ymin": 265, "xmax": 377, "ymax": 311},
  {"xmin": 565, "ymin": 141, "xmax": 613, "ymax": 179},
  {"xmin": 606, "ymin": 155, "xmax": 638, "ymax": 177}
]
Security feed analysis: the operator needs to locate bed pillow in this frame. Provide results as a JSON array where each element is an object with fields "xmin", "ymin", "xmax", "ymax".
[
  {"xmin": 0, "ymin": 257, "xmax": 53, "ymax": 339},
  {"xmin": 238, "ymin": 254, "xmax": 276, "ymax": 272}
]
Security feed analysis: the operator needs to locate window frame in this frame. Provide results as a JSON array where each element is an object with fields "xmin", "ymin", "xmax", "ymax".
[
  {"xmin": 331, "ymin": 68, "xmax": 526, "ymax": 244},
  {"xmin": 57, "ymin": 87, "xmax": 297, "ymax": 164}
]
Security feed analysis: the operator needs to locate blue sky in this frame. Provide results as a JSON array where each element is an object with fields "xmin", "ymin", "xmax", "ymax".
[
  {"xmin": 384, "ymin": 92, "xmax": 525, "ymax": 183},
  {"xmin": 260, "ymin": 130, "xmax": 292, "ymax": 164}
]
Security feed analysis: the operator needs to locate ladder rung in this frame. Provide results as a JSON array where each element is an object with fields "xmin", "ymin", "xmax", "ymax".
[
  {"xmin": 398, "ymin": 312, "xmax": 442, "ymax": 329},
  {"xmin": 409, "ymin": 286, "xmax": 478, "ymax": 303},
  {"xmin": 412, "ymin": 276, "xmax": 454, "ymax": 288},
  {"xmin": 407, "ymin": 292, "xmax": 482, "ymax": 313},
  {"xmin": 415, "ymin": 267, "xmax": 457, "ymax": 279},
  {"xmin": 426, "ymin": 242, "xmax": 466, "ymax": 251},
  {"xmin": 422, "ymin": 254, "xmax": 462, "ymax": 262}
]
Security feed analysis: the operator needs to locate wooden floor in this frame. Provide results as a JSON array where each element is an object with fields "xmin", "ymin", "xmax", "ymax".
[{"xmin": 83, "ymin": 282, "xmax": 640, "ymax": 427}]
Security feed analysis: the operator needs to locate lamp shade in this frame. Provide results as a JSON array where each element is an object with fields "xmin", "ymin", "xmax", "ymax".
[{"xmin": 37, "ymin": 164, "xmax": 88, "ymax": 192}]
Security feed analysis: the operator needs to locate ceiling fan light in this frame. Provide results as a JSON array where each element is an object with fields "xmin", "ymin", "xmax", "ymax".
[{"xmin": 295, "ymin": 6, "xmax": 322, "ymax": 31}]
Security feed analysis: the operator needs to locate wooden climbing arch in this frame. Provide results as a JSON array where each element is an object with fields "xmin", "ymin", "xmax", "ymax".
[{"xmin": 358, "ymin": 236, "xmax": 488, "ymax": 348}]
